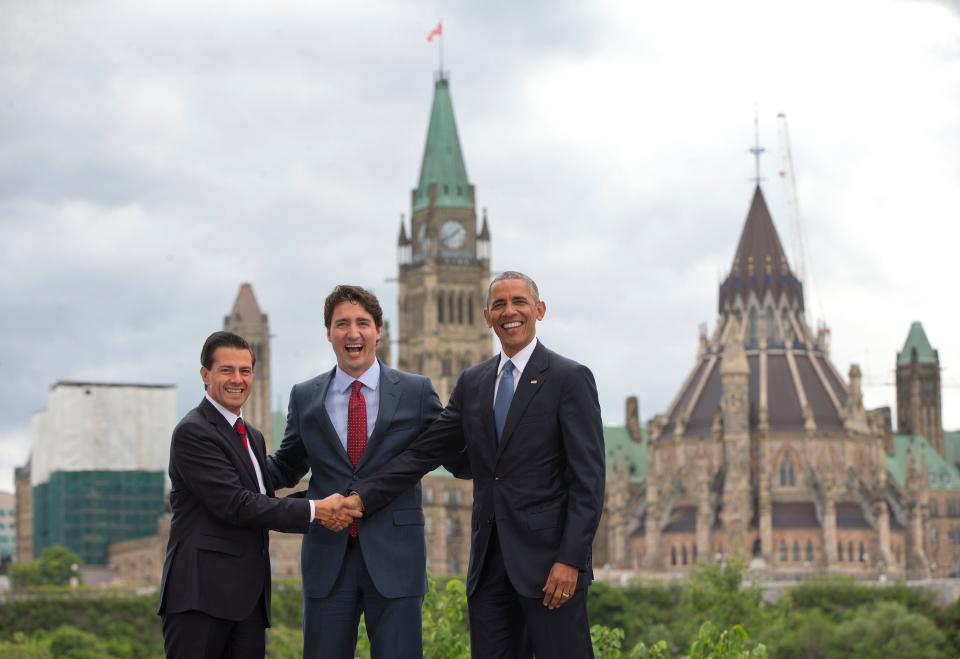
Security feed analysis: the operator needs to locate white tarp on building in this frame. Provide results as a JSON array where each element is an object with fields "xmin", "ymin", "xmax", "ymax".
[{"xmin": 31, "ymin": 382, "xmax": 176, "ymax": 487}]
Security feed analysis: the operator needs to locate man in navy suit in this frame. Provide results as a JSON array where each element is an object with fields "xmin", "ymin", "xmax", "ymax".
[
  {"xmin": 158, "ymin": 331, "xmax": 360, "ymax": 659},
  {"xmin": 352, "ymin": 271, "xmax": 606, "ymax": 658},
  {"xmin": 267, "ymin": 285, "xmax": 442, "ymax": 659}
]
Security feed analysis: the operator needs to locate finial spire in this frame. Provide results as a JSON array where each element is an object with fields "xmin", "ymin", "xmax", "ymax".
[{"xmin": 749, "ymin": 106, "xmax": 765, "ymax": 185}]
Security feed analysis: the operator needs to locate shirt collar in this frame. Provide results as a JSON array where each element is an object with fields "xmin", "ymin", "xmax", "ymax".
[
  {"xmin": 205, "ymin": 393, "xmax": 241, "ymax": 428},
  {"xmin": 498, "ymin": 337, "xmax": 538, "ymax": 378},
  {"xmin": 333, "ymin": 359, "xmax": 381, "ymax": 393}
]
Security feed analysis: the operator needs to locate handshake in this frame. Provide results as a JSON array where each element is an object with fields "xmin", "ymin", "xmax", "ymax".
[{"xmin": 312, "ymin": 493, "xmax": 364, "ymax": 532}]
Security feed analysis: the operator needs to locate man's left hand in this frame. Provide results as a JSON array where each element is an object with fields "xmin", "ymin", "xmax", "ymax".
[{"xmin": 541, "ymin": 561, "xmax": 579, "ymax": 609}]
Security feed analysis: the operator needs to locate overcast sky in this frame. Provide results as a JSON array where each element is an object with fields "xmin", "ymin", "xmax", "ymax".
[{"xmin": 2, "ymin": 0, "xmax": 959, "ymax": 491}]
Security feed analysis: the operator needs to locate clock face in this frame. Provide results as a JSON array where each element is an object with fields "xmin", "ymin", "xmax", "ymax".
[{"xmin": 440, "ymin": 220, "xmax": 467, "ymax": 250}]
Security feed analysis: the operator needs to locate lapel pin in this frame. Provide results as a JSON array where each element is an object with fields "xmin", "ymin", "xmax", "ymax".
[{"xmin": 530, "ymin": 379, "xmax": 538, "ymax": 384}]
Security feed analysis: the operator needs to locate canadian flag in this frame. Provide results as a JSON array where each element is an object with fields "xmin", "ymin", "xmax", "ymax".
[{"xmin": 427, "ymin": 22, "xmax": 442, "ymax": 42}]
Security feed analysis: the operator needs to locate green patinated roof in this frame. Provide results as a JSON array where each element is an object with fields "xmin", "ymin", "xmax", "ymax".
[
  {"xmin": 603, "ymin": 425, "xmax": 648, "ymax": 484},
  {"xmin": 897, "ymin": 321, "xmax": 938, "ymax": 365},
  {"xmin": 885, "ymin": 434, "xmax": 960, "ymax": 491},
  {"xmin": 944, "ymin": 430, "xmax": 960, "ymax": 471},
  {"xmin": 413, "ymin": 77, "xmax": 472, "ymax": 213}
]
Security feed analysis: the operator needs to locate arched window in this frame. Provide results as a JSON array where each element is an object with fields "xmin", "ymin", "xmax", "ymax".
[
  {"xmin": 468, "ymin": 294, "xmax": 475, "ymax": 324},
  {"xmin": 437, "ymin": 293, "xmax": 444, "ymax": 324},
  {"xmin": 447, "ymin": 552, "xmax": 460, "ymax": 574},
  {"xmin": 671, "ymin": 547, "xmax": 677, "ymax": 566},
  {"xmin": 460, "ymin": 353, "xmax": 472, "ymax": 372},
  {"xmin": 681, "ymin": 545, "xmax": 688, "ymax": 565},
  {"xmin": 458, "ymin": 293, "xmax": 464, "ymax": 324},
  {"xmin": 848, "ymin": 541, "xmax": 854, "ymax": 562},
  {"xmin": 805, "ymin": 540, "xmax": 814, "ymax": 563},
  {"xmin": 448, "ymin": 293, "xmax": 456, "ymax": 325},
  {"xmin": 766, "ymin": 307, "xmax": 775, "ymax": 341},
  {"xmin": 780, "ymin": 454, "xmax": 796, "ymax": 487},
  {"xmin": 749, "ymin": 308, "xmax": 758, "ymax": 343},
  {"xmin": 693, "ymin": 544, "xmax": 698, "ymax": 563},
  {"xmin": 859, "ymin": 541, "xmax": 865, "ymax": 562},
  {"xmin": 837, "ymin": 541, "xmax": 844, "ymax": 561},
  {"xmin": 779, "ymin": 540, "xmax": 787, "ymax": 562},
  {"xmin": 442, "ymin": 353, "xmax": 453, "ymax": 377},
  {"xmin": 932, "ymin": 526, "xmax": 938, "ymax": 546},
  {"xmin": 792, "ymin": 540, "xmax": 801, "ymax": 562}
]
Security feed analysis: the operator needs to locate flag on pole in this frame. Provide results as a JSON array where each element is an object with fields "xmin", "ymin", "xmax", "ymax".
[{"xmin": 427, "ymin": 22, "xmax": 442, "ymax": 43}]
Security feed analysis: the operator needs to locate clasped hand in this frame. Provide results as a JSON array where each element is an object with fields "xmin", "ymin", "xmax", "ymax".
[{"xmin": 313, "ymin": 493, "xmax": 363, "ymax": 532}]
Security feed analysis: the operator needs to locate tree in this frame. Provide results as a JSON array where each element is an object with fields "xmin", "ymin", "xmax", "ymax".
[{"xmin": 8, "ymin": 546, "xmax": 83, "ymax": 589}]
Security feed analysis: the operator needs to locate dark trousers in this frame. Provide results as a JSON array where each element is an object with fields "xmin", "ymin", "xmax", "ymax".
[
  {"xmin": 303, "ymin": 539, "xmax": 424, "ymax": 659},
  {"xmin": 162, "ymin": 592, "xmax": 267, "ymax": 659},
  {"xmin": 468, "ymin": 527, "xmax": 594, "ymax": 659}
]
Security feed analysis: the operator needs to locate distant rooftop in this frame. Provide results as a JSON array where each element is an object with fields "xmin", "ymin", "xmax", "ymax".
[{"xmin": 885, "ymin": 434, "xmax": 960, "ymax": 491}]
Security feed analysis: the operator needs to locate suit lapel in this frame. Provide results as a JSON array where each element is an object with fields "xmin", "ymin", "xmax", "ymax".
[
  {"xmin": 475, "ymin": 356, "xmax": 499, "ymax": 453},
  {"xmin": 315, "ymin": 369, "xmax": 355, "ymax": 469},
  {"xmin": 199, "ymin": 398, "xmax": 259, "ymax": 488},
  {"xmin": 358, "ymin": 364, "xmax": 401, "ymax": 471},
  {"xmin": 497, "ymin": 342, "xmax": 550, "ymax": 460}
]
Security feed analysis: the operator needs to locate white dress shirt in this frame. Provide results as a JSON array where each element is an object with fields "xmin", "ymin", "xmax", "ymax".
[{"xmin": 493, "ymin": 336, "xmax": 539, "ymax": 404}]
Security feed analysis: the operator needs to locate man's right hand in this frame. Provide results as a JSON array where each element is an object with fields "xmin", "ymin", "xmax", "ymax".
[{"xmin": 313, "ymin": 493, "xmax": 363, "ymax": 531}]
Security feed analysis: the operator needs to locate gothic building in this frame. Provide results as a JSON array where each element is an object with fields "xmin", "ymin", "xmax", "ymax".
[
  {"xmin": 224, "ymin": 283, "xmax": 273, "ymax": 450},
  {"xmin": 632, "ymin": 185, "xmax": 940, "ymax": 579},
  {"xmin": 396, "ymin": 72, "xmax": 492, "ymax": 404},
  {"xmin": 897, "ymin": 322, "xmax": 944, "ymax": 455}
]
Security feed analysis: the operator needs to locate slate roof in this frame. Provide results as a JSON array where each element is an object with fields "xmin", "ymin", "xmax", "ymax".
[
  {"xmin": 772, "ymin": 501, "xmax": 820, "ymax": 529},
  {"xmin": 718, "ymin": 186, "xmax": 804, "ymax": 312},
  {"xmin": 836, "ymin": 502, "xmax": 871, "ymax": 529},
  {"xmin": 663, "ymin": 506, "xmax": 697, "ymax": 533}
]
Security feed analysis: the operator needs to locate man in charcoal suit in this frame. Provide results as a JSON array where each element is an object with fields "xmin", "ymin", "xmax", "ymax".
[
  {"xmin": 158, "ymin": 331, "xmax": 357, "ymax": 659},
  {"xmin": 351, "ymin": 271, "xmax": 606, "ymax": 658}
]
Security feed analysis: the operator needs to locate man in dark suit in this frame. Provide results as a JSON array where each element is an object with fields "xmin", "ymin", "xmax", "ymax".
[
  {"xmin": 158, "ymin": 331, "xmax": 359, "ymax": 659},
  {"xmin": 266, "ymin": 285, "xmax": 442, "ymax": 659},
  {"xmin": 351, "ymin": 271, "xmax": 606, "ymax": 658}
]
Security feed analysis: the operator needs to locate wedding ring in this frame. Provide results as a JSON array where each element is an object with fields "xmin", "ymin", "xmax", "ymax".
[{"xmin": 560, "ymin": 592, "xmax": 570, "ymax": 598}]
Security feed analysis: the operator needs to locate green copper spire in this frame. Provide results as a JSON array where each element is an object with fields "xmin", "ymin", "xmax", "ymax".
[
  {"xmin": 898, "ymin": 321, "xmax": 938, "ymax": 365},
  {"xmin": 413, "ymin": 75, "xmax": 472, "ymax": 212}
]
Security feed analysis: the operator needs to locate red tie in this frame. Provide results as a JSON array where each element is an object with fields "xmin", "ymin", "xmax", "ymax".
[
  {"xmin": 233, "ymin": 418, "xmax": 258, "ymax": 474},
  {"xmin": 347, "ymin": 380, "xmax": 367, "ymax": 538}
]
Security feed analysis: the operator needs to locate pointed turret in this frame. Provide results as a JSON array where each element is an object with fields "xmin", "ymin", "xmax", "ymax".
[
  {"xmin": 413, "ymin": 75, "xmax": 473, "ymax": 212},
  {"xmin": 397, "ymin": 217, "xmax": 410, "ymax": 246},
  {"xmin": 223, "ymin": 283, "xmax": 272, "ymax": 450},
  {"xmin": 226, "ymin": 282, "xmax": 266, "ymax": 331},
  {"xmin": 897, "ymin": 321, "xmax": 938, "ymax": 365},
  {"xmin": 719, "ymin": 186, "xmax": 804, "ymax": 313},
  {"xmin": 896, "ymin": 321, "xmax": 943, "ymax": 454}
]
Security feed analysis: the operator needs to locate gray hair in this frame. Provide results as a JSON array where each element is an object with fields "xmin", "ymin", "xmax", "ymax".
[{"xmin": 485, "ymin": 271, "xmax": 540, "ymax": 308}]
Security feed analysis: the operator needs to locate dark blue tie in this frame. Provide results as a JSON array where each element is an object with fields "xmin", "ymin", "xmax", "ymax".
[{"xmin": 494, "ymin": 361, "xmax": 515, "ymax": 442}]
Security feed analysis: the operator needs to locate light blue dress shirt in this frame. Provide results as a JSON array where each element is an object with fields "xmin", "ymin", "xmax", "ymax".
[{"xmin": 324, "ymin": 360, "xmax": 381, "ymax": 451}]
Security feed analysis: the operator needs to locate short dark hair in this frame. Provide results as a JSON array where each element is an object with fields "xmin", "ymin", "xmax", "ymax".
[
  {"xmin": 485, "ymin": 271, "xmax": 540, "ymax": 308},
  {"xmin": 324, "ymin": 285, "xmax": 383, "ymax": 328},
  {"xmin": 201, "ymin": 331, "xmax": 255, "ymax": 369}
]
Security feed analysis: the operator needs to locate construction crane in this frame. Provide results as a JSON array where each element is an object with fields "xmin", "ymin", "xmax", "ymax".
[
  {"xmin": 777, "ymin": 112, "xmax": 807, "ymax": 283},
  {"xmin": 777, "ymin": 112, "xmax": 826, "ymax": 329}
]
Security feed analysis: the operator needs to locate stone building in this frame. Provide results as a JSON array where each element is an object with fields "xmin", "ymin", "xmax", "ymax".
[
  {"xmin": 14, "ymin": 461, "xmax": 31, "ymax": 563},
  {"xmin": 616, "ymin": 184, "xmax": 960, "ymax": 580},
  {"xmin": 224, "ymin": 283, "xmax": 273, "ymax": 451},
  {"xmin": 396, "ymin": 72, "xmax": 492, "ymax": 404}
]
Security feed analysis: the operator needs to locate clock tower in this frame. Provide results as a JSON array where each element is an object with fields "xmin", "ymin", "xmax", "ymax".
[{"xmin": 397, "ymin": 72, "xmax": 492, "ymax": 402}]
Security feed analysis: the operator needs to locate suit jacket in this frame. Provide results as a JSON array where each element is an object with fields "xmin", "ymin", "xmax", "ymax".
[
  {"xmin": 158, "ymin": 398, "xmax": 312, "ymax": 622},
  {"xmin": 266, "ymin": 362, "xmax": 442, "ymax": 599},
  {"xmin": 356, "ymin": 342, "xmax": 605, "ymax": 598}
]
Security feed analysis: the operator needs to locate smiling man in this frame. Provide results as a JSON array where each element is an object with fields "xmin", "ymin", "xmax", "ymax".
[
  {"xmin": 266, "ymin": 285, "xmax": 442, "ymax": 659},
  {"xmin": 159, "ymin": 331, "xmax": 358, "ymax": 659},
  {"xmin": 352, "ymin": 271, "xmax": 606, "ymax": 658}
]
